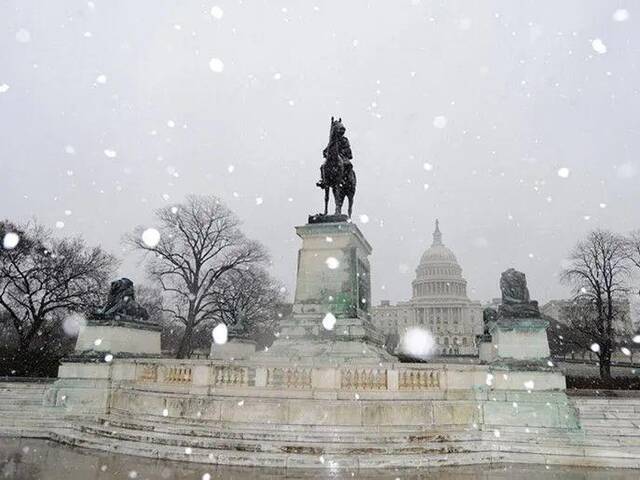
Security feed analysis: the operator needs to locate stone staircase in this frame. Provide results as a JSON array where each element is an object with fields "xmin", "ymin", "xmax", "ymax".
[
  {"xmin": 49, "ymin": 409, "xmax": 640, "ymax": 468},
  {"xmin": 572, "ymin": 396, "xmax": 640, "ymax": 438},
  {"xmin": 4, "ymin": 381, "xmax": 640, "ymax": 469},
  {"xmin": 0, "ymin": 381, "xmax": 66, "ymax": 437},
  {"xmin": 48, "ymin": 410, "xmax": 488, "ymax": 468},
  {"xmin": 43, "ymin": 402, "xmax": 603, "ymax": 468}
]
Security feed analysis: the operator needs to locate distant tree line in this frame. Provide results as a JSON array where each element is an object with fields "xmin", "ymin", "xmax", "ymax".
[
  {"xmin": 558, "ymin": 229, "xmax": 640, "ymax": 380},
  {"xmin": 0, "ymin": 195, "xmax": 287, "ymax": 376}
]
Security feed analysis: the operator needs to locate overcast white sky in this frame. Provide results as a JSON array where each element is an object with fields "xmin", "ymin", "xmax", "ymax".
[{"xmin": 2, "ymin": 1, "xmax": 639, "ymax": 306}]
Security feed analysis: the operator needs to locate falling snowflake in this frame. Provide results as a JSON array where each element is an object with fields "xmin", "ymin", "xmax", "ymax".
[
  {"xmin": 0, "ymin": 84, "xmax": 10, "ymax": 93},
  {"xmin": 64, "ymin": 145, "xmax": 76, "ymax": 155},
  {"xmin": 557, "ymin": 167, "xmax": 570, "ymax": 178},
  {"xmin": 162, "ymin": 408, "xmax": 169, "ymax": 417},
  {"xmin": 62, "ymin": 313, "xmax": 86, "ymax": 336},
  {"xmin": 55, "ymin": 221, "xmax": 65, "ymax": 229},
  {"xmin": 209, "ymin": 58, "xmax": 224, "ymax": 73},
  {"xmin": 96, "ymin": 74, "xmax": 107, "ymax": 84},
  {"xmin": 104, "ymin": 353, "xmax": 113, "ymax": 362},
  {"xmin": 359, "ymin": 214, "xmax": 370, "ymax": 224},
  {"xmin": 523, "ymin": 380, "xmax": 535, "ymax": 390},
  {"xmin": 94, "ymin": 338, "xmax": 103, "ymax": 346},
  {"xmin": 612, "ymin": 9, "xmax": 629, "ymax": 22},
  {"xmin": 322, "ymin": 312, "xmax": 336, "ymax": 331},
  {"xmin": 325, "ymin": 257, "xmax": 340, "ymax": 269},
  {"xmin": 104, "ymin": 149, "xmax": 117, "ymax": 158},
  {"xmin": 591, "ymin": 38, "xmax": 607, "ymax": 54},
  {"xmin": 423, "ymin": 162, "xmax": 433, "ymax": 171},
  {"xmin": 212, "ymin": 323, "xmax": 228, "ymax": 344},
  {"xmin": 486, "ymin": 373, "xmax": 494, "ymax": 386},
  {"xmin": 142, "ymin": 228, "xmax": 161, "ymax": 247},
  {"xmin": 2, "ymin": 232, "xmax": 20, "ymax": 249},
  {"xmin": 621, "ymin": 347, "xmax": 631, "ymax": 356},
  {"xmin": 255, "ymin": 197, "xmax": 263, "ymax": 205},
  {"xmin": 211, "ymin": 6, "xmax": 224, "ymax": 19},
  {"xmin": 433, "ymin": 116, "xmax": 447, "ymax": 128},
  {"xmin": 399, "ymin": 327, "xmax": 435, "ymax": 359}
]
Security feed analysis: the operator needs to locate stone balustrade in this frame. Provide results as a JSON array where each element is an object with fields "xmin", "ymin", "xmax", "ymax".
[
  {"xmin": 341, "ymin": 368, "xmax": 387, "ymax": 390},
  {"xmin": 98, "ymin": 359, "xmax": 566, "ymax": 395}
]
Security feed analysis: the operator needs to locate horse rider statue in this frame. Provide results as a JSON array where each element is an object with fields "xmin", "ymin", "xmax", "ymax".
[{"xmin": 316, "ymin": 117, "xmax": 357, "ymax": 217}]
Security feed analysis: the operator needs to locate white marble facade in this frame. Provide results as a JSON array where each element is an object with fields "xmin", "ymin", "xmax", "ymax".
[{"xmin": 372, "ymin": 220, "xmax": 482, "ymax": 355}]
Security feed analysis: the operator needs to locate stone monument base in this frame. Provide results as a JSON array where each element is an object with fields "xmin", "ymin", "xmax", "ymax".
[
  {"xmin": 261, "ymin": 313, "xmax": 392, "ymax": 364},
  {"xmin": 34, "ymin": 356, "xmax": 618, "ymax": 469},
  {"xmin": 210, "ymin": 339, "xmax": 256, "ymax": 360},
  {"xmin": 74, "ymin": 320, "xmax": 161, "ymax": 355},
  {"xmin": 490, "ymin": 317, "xmax": 550, "ymax": 361}
]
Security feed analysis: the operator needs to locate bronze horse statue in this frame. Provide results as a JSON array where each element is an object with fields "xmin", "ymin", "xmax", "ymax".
[{"xmin": 317, "ymin": 117, "xmax": 357, "ymax": 217}]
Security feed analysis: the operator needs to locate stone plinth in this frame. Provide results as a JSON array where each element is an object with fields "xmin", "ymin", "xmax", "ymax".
[
  {"xmin": 490, "ymin": 317, "xmax": 550, "ymax": 361},
  {"xmin": 74, "ymin": 319, "xmax": 161, "ymax": 355},
  {"xmin": 293, "ymin": 221, "xmax": 371, "ymax": 316},
  {"xmin": 210, "ymin": 339, "xmax": 256, "ymax": 360},
  {"xmin": 259, "ymin": 221, "xmax": 392, "ymax": 364}
]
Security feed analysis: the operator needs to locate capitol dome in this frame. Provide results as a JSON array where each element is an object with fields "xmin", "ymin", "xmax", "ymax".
[
  {"xmin": 413, "ymin": 220, "xmax": 467, "ymax": 299},
  {"xmin": 419, "ymin": 220, "xmax": 458, "ymax": 265},
  {"xmin": 371, "ymin": 218, "xmax": 483, "ymax": 357}
]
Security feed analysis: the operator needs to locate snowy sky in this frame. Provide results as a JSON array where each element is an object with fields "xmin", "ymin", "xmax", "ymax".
[{"xmin": 2, "ymin": 1, "xmax": 639, "ymax": 306}]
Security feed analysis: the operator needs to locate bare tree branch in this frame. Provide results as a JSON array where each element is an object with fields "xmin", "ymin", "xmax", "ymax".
[{"xmin": 125, "ymin": 195, "xmax": 270, "ymax": 358}]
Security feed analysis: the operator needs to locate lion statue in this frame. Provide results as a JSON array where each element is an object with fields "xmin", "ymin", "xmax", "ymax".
[{"xmin": 93, "ymin": 278, "xmax": 149, "ymax": 321}]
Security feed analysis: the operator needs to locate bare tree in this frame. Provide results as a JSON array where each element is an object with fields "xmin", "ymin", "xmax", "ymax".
[
  {"xmin": 127, "ymin": 195, "xmax": 268, "ymax": 358},
  {"xmin": 629, "ymin": 230, "xmax": 640, "ymax": 285},
  {"xmin": 0, "ymin": 220, "xmax": 116, "ymax": 376},
  {"xmin": 213, "ymin": 266, "xmax": 286, "ymax": 343},
  {"xmin": 561, "ymin": 229, "xmax": 632, "ymax": 380}
]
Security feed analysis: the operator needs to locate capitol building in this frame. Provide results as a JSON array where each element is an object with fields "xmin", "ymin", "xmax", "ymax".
[{"xmin": 372, "ymin": 220, "xmax": 483, "ymax": 356}]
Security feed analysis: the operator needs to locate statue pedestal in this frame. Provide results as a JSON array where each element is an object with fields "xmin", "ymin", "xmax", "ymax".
[
  {"xmin": 257, "ymin": 221, "xmax": 392, "ymax": 364},
  {"xmin": 210, "ymin": 339, "xmax": 256, "ymax": 360},
  {"xmin": 74, "ymin": 319, "xmax": 161, "ymax": 355},
  {"xmin": 490, "ymin": 317, "xmax": 550, "ymax": 361}
]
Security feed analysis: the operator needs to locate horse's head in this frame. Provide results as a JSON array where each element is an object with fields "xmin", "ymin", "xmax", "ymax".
[{"xmin": 330, "ymin": 117, "xmax": 346, "ymax": 140}]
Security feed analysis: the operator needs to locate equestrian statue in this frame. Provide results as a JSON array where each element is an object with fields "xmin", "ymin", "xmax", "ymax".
[{"xmin": 316, "ymin": 117, "xmax": 357, "ymax": 218}]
